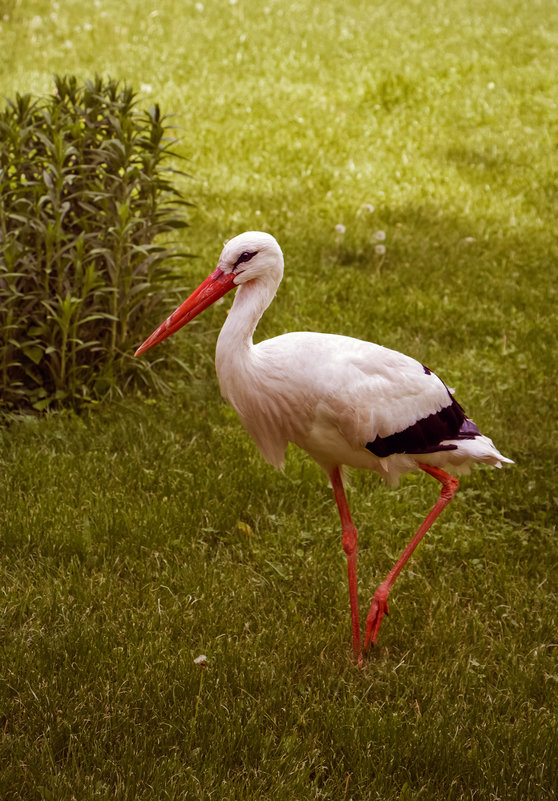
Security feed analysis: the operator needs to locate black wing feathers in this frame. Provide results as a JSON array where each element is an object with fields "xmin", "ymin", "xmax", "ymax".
[{"xmin": 365, "ymin": 394, "xmax": 480, "ymax": 459}]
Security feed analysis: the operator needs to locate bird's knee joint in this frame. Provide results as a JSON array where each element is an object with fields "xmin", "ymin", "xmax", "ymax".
[
  {"xmin": 342, "ymin": 525, "xmax": 358, "ymax": 556},
  {"xmin": 442, "ymin": 476, "xmax": 459, "ymax": 500}
]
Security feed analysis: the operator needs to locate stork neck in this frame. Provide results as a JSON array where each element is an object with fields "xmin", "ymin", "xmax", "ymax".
[{"xmin": 217, "ymin": 277, "xmax": 275, "ymax": 354}]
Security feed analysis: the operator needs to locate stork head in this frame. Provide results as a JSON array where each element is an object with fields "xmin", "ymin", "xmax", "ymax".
[
  {"xmin": 134, "ymin": 231, "xmax": 283, "ymax": 356},
  {"xmin": 217, "ymin": 231, "xmax": 284, "ymax": 285}
]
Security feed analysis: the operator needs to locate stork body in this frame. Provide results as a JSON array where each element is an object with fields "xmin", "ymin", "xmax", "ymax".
[{"xmin": 136, "ymin": 231, "xmax": 512, "ymax": 660}]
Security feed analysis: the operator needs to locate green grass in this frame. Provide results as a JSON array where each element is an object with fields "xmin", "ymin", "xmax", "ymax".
[{"xmin": 1, "ymin": 1, "xmax": 557, "ymax": 798}]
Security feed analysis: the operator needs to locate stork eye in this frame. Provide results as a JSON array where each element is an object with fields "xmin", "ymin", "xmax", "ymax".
[{"xmin": 234, "ymin": 250, "xmax": 257, "ymax": 269}]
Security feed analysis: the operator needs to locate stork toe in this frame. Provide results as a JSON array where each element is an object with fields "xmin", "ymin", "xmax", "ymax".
[{"xmin": 364, "ymin": 587, "xmax": 390, "ymax": 649}]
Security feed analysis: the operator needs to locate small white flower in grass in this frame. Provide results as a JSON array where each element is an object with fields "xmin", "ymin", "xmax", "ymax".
[
  {"xmin": 362, "ymin": 203, "xmax": 375, "ymax": 213},
  {"xmin": 375, "ymin": 244, "xmax": 386, "ymax": 256},
  {"xmin": 195, "ymin": 2, "xmax": 204, "ymax": 10},
  {"xmin": 373, "ymin": 230, "xmax": 386, "ymax": 242},
  {"xmin": 194, "ymin": 654, "xmax": 208, "ymax": 668},
  {"xmin": 335, "ymin": 224, "xmax": 346, "ymax": 235}
]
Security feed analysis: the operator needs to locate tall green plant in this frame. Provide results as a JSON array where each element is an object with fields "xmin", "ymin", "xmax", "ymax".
[{"xmin": 0, "ymin": 74, "xmax": 191, "ymax": 412}]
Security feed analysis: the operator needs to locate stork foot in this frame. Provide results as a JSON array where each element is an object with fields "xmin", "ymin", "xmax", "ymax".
[{"xmin": 364, "ymin": 585, "xmax": 390, "ymax": 649}]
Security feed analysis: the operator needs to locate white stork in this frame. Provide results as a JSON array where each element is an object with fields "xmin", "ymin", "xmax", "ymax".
[{"xmin": 136, "ymin": 231, "xmax": 512, "ymax": 662}]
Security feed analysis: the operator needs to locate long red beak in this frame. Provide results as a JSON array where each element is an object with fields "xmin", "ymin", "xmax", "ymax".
[{"xmin": 134, "ymin": 267, "xmax": 237, "ymax": 356}]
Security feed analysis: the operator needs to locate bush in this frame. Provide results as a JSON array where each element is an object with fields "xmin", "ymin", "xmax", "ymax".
[{"xmin": 0, "ymin": 74, "xmax": 191, "ymax": 413}]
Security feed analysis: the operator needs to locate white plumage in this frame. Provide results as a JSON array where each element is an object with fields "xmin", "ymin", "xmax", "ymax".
[{"xmin": 136, "ymin": 231, "xmax": 512, "ymax": 661}]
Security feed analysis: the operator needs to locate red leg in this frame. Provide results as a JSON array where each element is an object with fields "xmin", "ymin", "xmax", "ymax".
[
  {"xmin": 364, "ymin": 464, "xmax": 459, "ymax": 649},
  {"xmin": 330, "ymin": 467, "xmax": 362, "ymax": 663}
]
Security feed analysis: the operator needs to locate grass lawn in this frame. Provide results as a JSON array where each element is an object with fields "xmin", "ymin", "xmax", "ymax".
[{"xmin": 1, "ymin": 0, "xmax": 557, "ymax": 798}]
